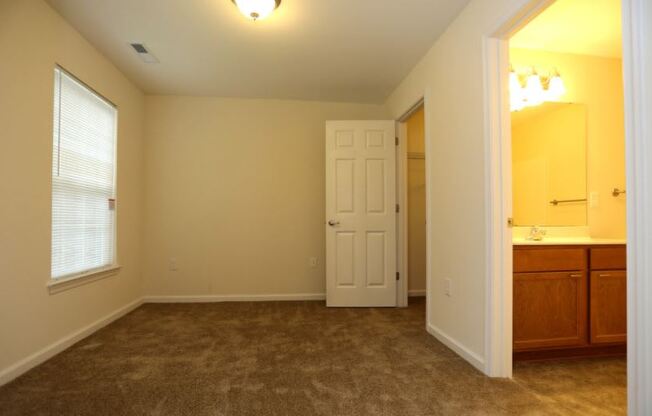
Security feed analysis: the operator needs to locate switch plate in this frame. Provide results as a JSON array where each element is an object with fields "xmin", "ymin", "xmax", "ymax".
[
  {"xmin": 590, "ymin": 192, "xmax": 600, "ymax": 208},
  {"xmin": 309, "ymin": 257, "xmax": 318, "ymax": 268},
  {"xmin": 444, "ymin": 278, "xmax": 452, "ymax": 297}
]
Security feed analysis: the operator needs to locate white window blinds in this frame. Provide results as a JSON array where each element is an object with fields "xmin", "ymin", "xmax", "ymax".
[{"xmin": 51, "ymin": 67, "xmax": 117, "ymax": 280}]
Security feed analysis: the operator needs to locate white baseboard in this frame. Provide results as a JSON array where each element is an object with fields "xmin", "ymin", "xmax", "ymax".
[
  {"xmin": 0, "ymin": 297, "xmax": 143, "ymax": 387},
  {"xmin": 426, "ymin": 322, "xmax": 485, "ymax": 372},
  {"xmin": 408, "ymin": 290, "xmax": 426, "ymax": 297},
  {"xmin": 143, "ymin": 293, "xmax": 327, "ymax": 303}
]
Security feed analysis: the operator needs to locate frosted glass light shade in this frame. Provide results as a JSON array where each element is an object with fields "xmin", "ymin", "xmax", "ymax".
[
  {"xmin": 524, "ymin": 74, "xmax": 545, "ymax": 107},
  {"xmin": 233, "ymin": 0, "xmax": 279, "ymax": 20},
  {"xmin": 547, "ymin": 75, "xmax": 567, "ymax": 100}
]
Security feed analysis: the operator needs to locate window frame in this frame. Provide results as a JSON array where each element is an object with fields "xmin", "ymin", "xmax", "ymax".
[{"xmin": 48, "ymin": 65, "xmax": 120, "ymax": 293}]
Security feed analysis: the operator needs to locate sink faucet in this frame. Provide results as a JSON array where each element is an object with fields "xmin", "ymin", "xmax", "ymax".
[{"xmin": 527, "ymin": 226, "xmax": 546, "ymax": 241}]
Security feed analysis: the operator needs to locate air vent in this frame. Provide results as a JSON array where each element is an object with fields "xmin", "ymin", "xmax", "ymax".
[
  {"xmin": 129, "ymin": 43, "xmax": 159, "ymax": 64},
  {"xmin": 130, "ymin": 43, "xmax": 148, "ymax": 54}
]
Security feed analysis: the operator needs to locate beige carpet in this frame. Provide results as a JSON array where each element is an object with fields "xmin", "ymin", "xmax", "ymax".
[{"xmin": 0, "ymin": 298, "xmax": 626, "ymax": 415}]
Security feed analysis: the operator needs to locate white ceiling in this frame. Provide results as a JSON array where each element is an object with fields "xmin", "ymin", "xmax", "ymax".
[
  {"xmin": 511, "ymin": 0, "xmax": 622, "ymax": 59},
  {"xmin": 46, "ymin": 0, "xmax": 471, "ymax": 103}
]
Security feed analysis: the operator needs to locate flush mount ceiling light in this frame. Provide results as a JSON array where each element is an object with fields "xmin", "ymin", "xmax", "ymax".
[{"xmin": 232, "ymin": 0, "xmax": 281, "ymax": 21}]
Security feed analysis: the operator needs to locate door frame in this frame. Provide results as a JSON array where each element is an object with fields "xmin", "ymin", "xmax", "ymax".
[
  {"xmin": 396, "ymin": 97, "xmax": 429, "ymax": 312},
  {"xmin": 483, "ymin": 0, "xmax": 652, "ymax": 413}
]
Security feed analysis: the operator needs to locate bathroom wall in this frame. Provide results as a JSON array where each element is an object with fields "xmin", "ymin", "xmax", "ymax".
[
  {"xmin": 510, "ymin": 48, "xmax": 626, "ymax": 238},
  {"xmin": 406, "ymin": 107, "xmax": 426, "ymax": 295}
]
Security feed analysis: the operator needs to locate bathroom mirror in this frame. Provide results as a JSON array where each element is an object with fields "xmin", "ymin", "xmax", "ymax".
[{"xmin": 512, "ymin": 102, "xmax": 587, "ymax": 226}]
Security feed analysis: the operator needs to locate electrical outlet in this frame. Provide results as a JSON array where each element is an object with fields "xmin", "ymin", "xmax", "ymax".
[
  {"xmin": 444, "ymin": 278, "xmax": 452, "ymax": 297},
  {"xmin": 309, "ymin": 257, "xmax": 318, "ymax": 268},
  {"xmin": 169, "ymin": 257, "xmax": 178, "ymax": 271}
]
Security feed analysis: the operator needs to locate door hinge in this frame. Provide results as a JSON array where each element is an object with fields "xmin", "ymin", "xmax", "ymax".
[
  {"xmin": 395, "ymin": 204, "xmax": 400, "ymax": 213},
  {"xmin": 396, "ymin": 272, "xmax": 400, "ymax": 281},
  {"xmin": 507, "ymin": 217, "xmax": 514, "ymax": 228},
  {"xmin": 395, "ymin": 137, "xmax": 399, "ymax": 146}
]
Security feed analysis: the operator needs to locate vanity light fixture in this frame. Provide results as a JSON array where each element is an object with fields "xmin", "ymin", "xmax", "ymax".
[
  {"xmin": 547, "ymin": 70, "xmax": 567, "ymax": 100},
  {"xmin": 524, "ymin": 69, "xmax": 545, "ymax": 107},
  {"xmin": 232, "ymin": 0, "xmax": 281, "ymax": 21},
  {"xmin": 510, "ymin": 66, "xmax": 567, "ymax": 112}
]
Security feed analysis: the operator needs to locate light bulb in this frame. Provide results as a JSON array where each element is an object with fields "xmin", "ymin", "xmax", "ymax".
[
  {"xmin": 524, "ymin": 73, "xmax": 545, "ymax": 107},
  {"xmin": 233, "ymin": 0, "xmax": 278, "ymax": 20},
  {"xmin": 547, "ymin": 75, "xmax": 566, "ymax": 100}
]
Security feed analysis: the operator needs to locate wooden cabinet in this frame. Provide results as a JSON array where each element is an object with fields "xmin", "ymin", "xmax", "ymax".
[
  {"xmin": 590, "ymin": 271, "xmax": 627, "ymax": 344},
  {"xmin": 514, "ymin": 271, "xmax": 587, "ymax": 351},
  {"xmin": 589, "ymin": 247, "xmax": 627, "ymax": 344},
  {"xmin": 513, "ymin": 245, "xmax": 626, "ymax": 359}
]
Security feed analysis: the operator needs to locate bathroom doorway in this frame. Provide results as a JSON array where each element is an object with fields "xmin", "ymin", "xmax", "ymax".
[{"xmin": 489, "ymin": 0, "xmax": 629, "ymax": 413}]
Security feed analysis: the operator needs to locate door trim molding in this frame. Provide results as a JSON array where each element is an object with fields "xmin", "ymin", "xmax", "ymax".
[
  {"xmin": 396, "ymin": 96, "xmax": 429, "ymax": 314},
  {"xmin": 622, "ymin": 0, "xmax": 652, "ymax": 414}
]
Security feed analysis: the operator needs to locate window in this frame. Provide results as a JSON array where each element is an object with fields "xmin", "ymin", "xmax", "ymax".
[{"xmin": 51, "ymin": 67, "xmax": 117, "ymax": 280}]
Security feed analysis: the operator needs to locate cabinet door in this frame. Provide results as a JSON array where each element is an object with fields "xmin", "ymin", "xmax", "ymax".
[
  {"xmin": 514, "ymin": 271, "xmax": 588, "ymax": 351},
  {"xmin": 590, "ymin": 271, "xmax": 627, "ymax": 344}
]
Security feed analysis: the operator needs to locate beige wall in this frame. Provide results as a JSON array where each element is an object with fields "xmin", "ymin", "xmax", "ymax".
[
  {"xmin": 511, "ymin": 49, "xmax": 626, "ymax": 238},
  {"xmin": 143, "ymin": 96, "xmax": 388, "ymax": 297},
  {"xmin": 0, "ymin": 0, "xmax": 145, "ymax": 375},
  {"xmin": 385, "ymin": 0, "xmax": 543, "ymax": 362},
  {"xmin": 406, "ymin": 107, "xmax": 426, "ymax": 294}
]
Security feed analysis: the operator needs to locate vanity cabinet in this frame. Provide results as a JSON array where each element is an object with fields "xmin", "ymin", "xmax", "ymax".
[
  {"xmin": 513, "ymin": 245, "xmax": 626, "ymax": 359},
  {"xmin": 590, "ymin": 248, "xmax": 627, "ymax": 344}
]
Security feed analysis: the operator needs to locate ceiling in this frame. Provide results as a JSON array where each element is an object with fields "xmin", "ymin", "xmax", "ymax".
[
  {"xmin": 510, "ymin": 0, "xmax": 622, "ymax": 59},
  {"xmin": 46, "ymin": 0, "xmax": 471, "ymax": 104}
]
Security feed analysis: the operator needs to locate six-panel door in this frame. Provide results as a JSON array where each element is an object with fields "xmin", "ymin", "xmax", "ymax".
[{"xmin": 325, "ymin": 121, "xmax": 397, "ymax": 307}]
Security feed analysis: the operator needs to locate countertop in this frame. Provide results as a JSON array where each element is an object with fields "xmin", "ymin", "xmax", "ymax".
[{"xmin": 513, "ymin": 237, "xmax": 627, "ymax": 246}]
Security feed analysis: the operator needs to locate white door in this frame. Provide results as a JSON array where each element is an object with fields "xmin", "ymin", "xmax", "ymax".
[{"xmin": 325, "ymin": 121, "xmax": 397, "ymax": 307}]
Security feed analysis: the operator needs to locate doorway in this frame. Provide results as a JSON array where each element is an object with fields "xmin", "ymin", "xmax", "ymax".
[{"xmin": 485, "ymin": 0, "xmax": 651, "ymax": 413}]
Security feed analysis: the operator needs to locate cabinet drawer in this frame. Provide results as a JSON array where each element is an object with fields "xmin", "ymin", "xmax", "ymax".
[
  {"xmin": 514, "ymin": 248, "xmax": 587, "ymax": 273},
  {"xmin": 590, "ymin": 247, "xmax": 626, "ymax": 270}
]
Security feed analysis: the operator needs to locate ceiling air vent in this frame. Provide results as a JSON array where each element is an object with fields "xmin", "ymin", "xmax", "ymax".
[{"xmin": 130, "ymin": 43, "xmax": 159, "ymax": 64}]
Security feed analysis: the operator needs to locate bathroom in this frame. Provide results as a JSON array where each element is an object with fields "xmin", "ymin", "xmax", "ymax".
[{"xmin": 508, "ymin": 0, "xmax": 627, "ymax": 411}]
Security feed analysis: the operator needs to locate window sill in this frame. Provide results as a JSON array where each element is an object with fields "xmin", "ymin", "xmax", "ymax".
[{"xmin": 48, "ymin": 265, "xmax": 121, "ymax": 295}]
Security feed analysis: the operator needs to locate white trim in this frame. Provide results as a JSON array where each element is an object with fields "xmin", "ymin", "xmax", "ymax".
[
  {"xmin": 396, "ymin": 97, "xmax": 426, "ymax": 309},
  {"xmin": 427, "ymin": 323, "xmax": 485, "ymax": 372},
  {"xmin": 408, "ymin": 290, "xmax": 426, "ymax": 297},
  {"xmin": 48, "ymin": 265, "xmax": 121, "ymax": 294},
  {"xmin": 0, "ymin": 297, "xmax": 143, "ymax": 387},
  {"xmin": 396, "ymin": 120, "xmax": 409, "ymax": 308},
  {"xmin": 143, "ymin": 293, "xmax": 327, "ymax": 303},
  {"xmin": 623, "ymin": 0, "xmax": 651, "ymax": 414},
  {"xmin": 422, "ymin": 91, "xmax": 433, "ymax": 349},
  {"xmin": 482, "ymin": 34, "xmax": 513, "ymax": 378}
]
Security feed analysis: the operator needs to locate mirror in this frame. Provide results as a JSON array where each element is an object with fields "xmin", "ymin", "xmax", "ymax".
[{"xmin": 512, "ymin": 102, "xmax": 587, "ymax": 226}]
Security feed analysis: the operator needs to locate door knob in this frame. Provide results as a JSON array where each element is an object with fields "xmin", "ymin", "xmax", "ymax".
[{"xmin": 328, "ymin": 220, "xmax": 340, "ymax": 226}]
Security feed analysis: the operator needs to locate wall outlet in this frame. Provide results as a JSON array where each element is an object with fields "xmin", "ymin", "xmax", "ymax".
[
  {"xmin": 309, "ymin": 257, "xmax": 318, "ymax": 268},
  {"xmin": 169, "ymin": 257, "xmax": 178, "ymax": 271},
  {"xmin": 444, "ymin": 278, "xmax": 452, "ymax": 297}
]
